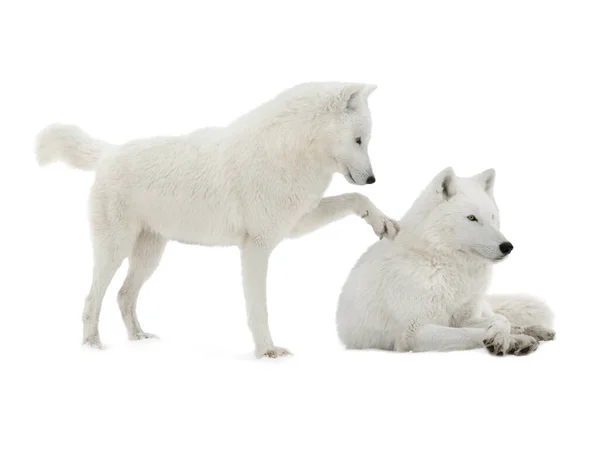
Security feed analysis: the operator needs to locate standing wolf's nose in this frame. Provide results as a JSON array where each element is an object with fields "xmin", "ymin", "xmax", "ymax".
[
  {"xmin": 366, "ymin": 175, "xmax": 376, "ymax": 184},
  {"xmin": 499, "ymin": 242, "xmax": 514, "ymax": 255}
]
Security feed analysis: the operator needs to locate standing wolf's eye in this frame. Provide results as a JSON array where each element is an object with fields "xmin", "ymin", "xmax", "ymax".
[
  {"xmin": 355, "ymin": 137, "xmax": 362, "ymax": 145},
  {"xmin": 467, "ymin": 215, "xmax": 478, "ymax": 222}
]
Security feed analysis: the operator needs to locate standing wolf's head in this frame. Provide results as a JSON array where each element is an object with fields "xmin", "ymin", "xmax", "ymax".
[
  {"xmin": 265, "ymin": 82, "xmax": 379, "ymax": 186},
  {"xmin": 405, "ymin": 167, "xmax": 513, "ymax": 261},
  {"xmin": 326, "ymin": 83, "xmax": 378, "ymax": 186}
]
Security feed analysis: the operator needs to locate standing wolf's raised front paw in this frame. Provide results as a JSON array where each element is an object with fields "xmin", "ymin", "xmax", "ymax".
[
  {"xmin": 255, "ymin": 346, "xmax": 292, "ymax": 359},
  {"xmin": 363, "ymin": 212, "xmax": 400, "ymax": 239},
  {"xmin": 353, "ymin": 194, "xmax": 400, "ymax": 240}
]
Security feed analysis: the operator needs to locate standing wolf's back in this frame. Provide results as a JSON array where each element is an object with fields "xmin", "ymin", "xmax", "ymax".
[{"xmin": 90, "ymin": 128, "xmax": 245, "ymax": 245}]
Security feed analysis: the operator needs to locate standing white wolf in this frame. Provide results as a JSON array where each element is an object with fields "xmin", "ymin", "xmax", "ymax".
[
  {"xmin": 36, "ymin": 82, "xmax": 400, "ymax": 358},
  {"xmin": 336, "ymin": 168, "xmax": 555, "ymax": 356}
]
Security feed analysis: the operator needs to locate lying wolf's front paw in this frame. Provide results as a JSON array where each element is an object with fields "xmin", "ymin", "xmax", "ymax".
[
  {"xmin": 508, "ymin": 334, "xmax": 539, "ymax": 356},
  {"xmin": 483, "ymin": 332, "xmax": 511, "ymax": 356},
  {"xmin": 522, "ymin": 325, "xmax": 555, "ymax": 341},
  {"xmin": 255, "ymin": 346, "xmax": 292, "ymax": 359}
]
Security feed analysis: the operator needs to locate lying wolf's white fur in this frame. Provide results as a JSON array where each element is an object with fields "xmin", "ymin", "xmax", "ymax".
[
  {"xmin": 37, "ymin": 82, "xmax": 400, "ymax": 357},
  {"xmin": 336, "ymin": 168, "xmax": 555, "ymax": 356}
]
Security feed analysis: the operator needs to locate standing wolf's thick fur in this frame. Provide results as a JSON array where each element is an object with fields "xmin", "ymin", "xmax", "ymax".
[
  {"xmin": 336, "ymin": 168, "xmax": 555, "ymax": 356},
  {"xmin": 37, "ymin": 82, "xmax": 400, "ymax": 358}
]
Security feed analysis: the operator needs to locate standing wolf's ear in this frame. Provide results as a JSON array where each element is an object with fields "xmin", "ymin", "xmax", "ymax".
[
  {"xmin": 362, "ymin": 84, "xmax": 377, "ymax": 98},
  {"xmin": 334, "ymin": 84, "xmax": 377, "ymax": 111},
  {"xmin": 472, "ymin": 168, "xmax": 496, "ymax": 196},
  {"xmin": 432, "ymin": 167, "xmax": 457, "ymax": 200}
]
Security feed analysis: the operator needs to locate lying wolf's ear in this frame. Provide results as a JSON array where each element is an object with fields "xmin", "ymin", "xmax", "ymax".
[
  {"xmin": 473, "ymin": 168, "xmax": 496, "ymax": 196},
  {"xmin": 433, "ymin": 167, "xmax": 457, "ymax": 200}
]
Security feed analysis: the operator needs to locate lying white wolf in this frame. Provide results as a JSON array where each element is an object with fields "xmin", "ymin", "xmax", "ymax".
[
  {"xmin": 36, "ymin": 82, "xmax": 400, "ymax": 358},
  {"xmin": 337, "ymin": 168, "xmax": 555, "ymax": 356}
]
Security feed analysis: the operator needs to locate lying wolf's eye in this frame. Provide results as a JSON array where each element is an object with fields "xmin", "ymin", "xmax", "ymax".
[
  {"xmin": 355, "ymin": 137, "xmax": 362, "ymax": 145},
  {"xmin": 467, "ymin": 215, "xmax": 478, "ymax": 222}
]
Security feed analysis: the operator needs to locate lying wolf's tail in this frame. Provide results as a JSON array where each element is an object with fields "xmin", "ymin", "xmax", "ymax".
[
  {"xmin": 486, "ymin": 294, "xmax": 554, "ymax": 328},
  {"xmin": 35, "ymin": 124, "xmax": 116, "ymax": 171}
]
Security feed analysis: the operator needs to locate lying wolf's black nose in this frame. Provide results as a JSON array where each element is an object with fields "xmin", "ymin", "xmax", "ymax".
[
  {"xmin": 499, "ymin": 242, "xmax": 513, "ymax": 255},
  {"xmin": 366, "ymin": 175, "xmax": 376, "ymax": 184}
]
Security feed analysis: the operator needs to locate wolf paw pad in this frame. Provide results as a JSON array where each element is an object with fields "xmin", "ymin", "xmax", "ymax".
[
  {"xmin": 483, "ymin": 333, "xmax": 511, "ymax": 356},
  {"xmin": 508, "ymin": 334, "xmax": 539, "ymax": 356}
]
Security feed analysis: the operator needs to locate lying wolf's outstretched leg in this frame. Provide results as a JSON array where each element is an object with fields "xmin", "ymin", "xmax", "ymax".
[
  {"xmin": 458, "ymin": 314, "xmax": 538, "ymax": 355},
  {"xmin": 117, "ymin": 230, "xmax": 167, "ymax": 340},
  {"xmin": 462, "ymin": 314, "xmax": 555, "ymax": 343},
  {"xmin": 408, "ymin": 325, "xmax": 486, "ymax": 352},
  {"xmin": 240, "ymin": 239, "xmax": 290, "ymax": 358},
  {"xmin": 288, "ymin": 194, "xmax": 400, "ymax": 239},
  {"xmin": 408, "ymin": 324, "xmax": 538, "ymax": 356}
]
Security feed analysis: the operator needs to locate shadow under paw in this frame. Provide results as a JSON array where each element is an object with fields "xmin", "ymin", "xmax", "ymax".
[{"xmin": 256, "ymin": 346, "xmax": 293, "ymax": 359}]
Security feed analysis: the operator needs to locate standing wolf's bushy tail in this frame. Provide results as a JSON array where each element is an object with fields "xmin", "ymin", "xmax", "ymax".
[
  {"xmin": 486, "ymin": 294, "xmax": 554, "ymax": 328},
  {"xmin": 35, "ymin": 124, "xmax": 116, "ymax": 171}
]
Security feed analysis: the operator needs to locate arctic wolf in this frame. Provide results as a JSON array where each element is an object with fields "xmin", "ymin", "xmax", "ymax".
[
  {"xmin": 36, "ymin": 82, "xmax": 400, "ymax": 358},
  {"xmin": 336, "ymin": 168, "xmax": 555, "ymax": 356}
]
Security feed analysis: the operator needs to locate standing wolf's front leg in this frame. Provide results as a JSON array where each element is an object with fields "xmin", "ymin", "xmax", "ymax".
[
  {"xmin": 288, "ymin": 193, "xmax": 399, "ymax": 239},
  {"xmin": 240, "ymin": 240, "xmax": 291, "ymax": 358}
]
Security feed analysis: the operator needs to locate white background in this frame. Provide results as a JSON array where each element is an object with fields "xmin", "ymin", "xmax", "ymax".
[{"xmin": 2, "ymin": 1, "xmax": 599, "ymax": 449}]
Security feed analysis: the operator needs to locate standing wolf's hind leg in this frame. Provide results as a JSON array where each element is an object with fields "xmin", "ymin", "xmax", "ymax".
[
  {"xmin": 82, "ymin": 208, "xmax": 138, "ymax": 349},
  {"xmin": 117, "ymin": 230, "xmax": 167, "ymax": 340},
  {"xmin": 82, "ymin": 244, "xmax": 130, "ymax": 348}
]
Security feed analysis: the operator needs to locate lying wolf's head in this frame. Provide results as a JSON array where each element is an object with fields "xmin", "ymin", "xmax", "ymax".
[
  {"xmin": 325, "ymin": 83, "xmax": 378, "ymax": 186},
  {"xmin": 408, "ymin": 167, "xmax": 513, "ymax": 262}
]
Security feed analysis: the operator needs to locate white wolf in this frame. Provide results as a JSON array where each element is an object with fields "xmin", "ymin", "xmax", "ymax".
[
  {"xmin": 36, "ymin": 82, "xmax": 400, "ymax": 358},
  {"xmin": 336, "ymin": 167, "xmax": 555, "ymax": 356}
]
